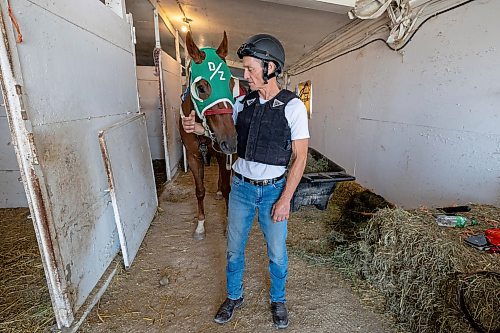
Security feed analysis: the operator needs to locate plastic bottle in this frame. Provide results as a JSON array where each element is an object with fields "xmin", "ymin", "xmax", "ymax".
[{"xmin": 435, "ymin": 215, "xmax": 469, "ymax": 227}]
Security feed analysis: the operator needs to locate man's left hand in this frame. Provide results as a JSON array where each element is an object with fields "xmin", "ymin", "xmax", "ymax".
[{"xmin": 272, "ymin": 198, "xmax": 290, "ymax": 223}]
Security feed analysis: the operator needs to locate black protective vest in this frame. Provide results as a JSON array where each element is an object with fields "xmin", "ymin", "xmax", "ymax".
[{"xmin": 236, "ymin": 89, "xmax": 297, "ymax": 166}]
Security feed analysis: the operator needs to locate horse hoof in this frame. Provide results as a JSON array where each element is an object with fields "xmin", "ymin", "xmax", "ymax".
[
  {"xmin": 215, "ymin": 191, "xmax": 223, "ymax": 200},
  {"xmin": 193, "ymin": 231, "xmax": 205, "ymax": 241}
]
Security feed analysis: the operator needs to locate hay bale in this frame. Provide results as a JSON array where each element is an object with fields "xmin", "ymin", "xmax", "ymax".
[{"xmin": 334, "ymin": 208, "xmax": 500, "ymax": 333}]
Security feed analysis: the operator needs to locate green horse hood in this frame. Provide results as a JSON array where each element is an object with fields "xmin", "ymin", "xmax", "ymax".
[{"xmin": 189, "ymin": 47, "xmax": 234, "ymax": 118}]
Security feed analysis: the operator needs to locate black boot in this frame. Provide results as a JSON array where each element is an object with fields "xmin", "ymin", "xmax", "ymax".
[
  {"xmin": 214, "ymin": 297, "xmax": 244, "ymax": 324},
  {"xmin": 271, "ymin": 302, "xmax": 289, "ymax": 329}
]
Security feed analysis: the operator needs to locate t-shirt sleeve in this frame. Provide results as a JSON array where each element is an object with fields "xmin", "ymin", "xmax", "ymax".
[
  {"xmin": 233, "ymin": 96, "xmax": 245, "ymax": 124},
  {"xmin": 286, "ymin": 98, "xmax": 310, "ymax": 140}
]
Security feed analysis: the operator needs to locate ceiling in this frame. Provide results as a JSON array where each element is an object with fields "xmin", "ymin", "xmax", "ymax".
[{"xmin": 126, "ymin": 0, "xmax": 351, "ymax": 69}]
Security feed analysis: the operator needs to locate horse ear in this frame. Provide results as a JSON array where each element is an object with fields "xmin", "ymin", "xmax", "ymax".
[
  {"xmin": 186, "ymin": 31, "xmax": 205, "ymax": 64},
  {"xmin": 216, "ymin": 31, "xmax": 228, "ymax": 60}
]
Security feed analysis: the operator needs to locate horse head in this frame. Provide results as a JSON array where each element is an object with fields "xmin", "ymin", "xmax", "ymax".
[{"xmin": 185, "ymin": 31, "xmax": 237, "ymax": 155}]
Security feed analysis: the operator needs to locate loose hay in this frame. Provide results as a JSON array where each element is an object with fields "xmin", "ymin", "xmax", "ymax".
[
  {"xmin": 304, "ymin": 152, "xmax": 331, "ymax": 173},
  {"xmin": 331, "ymin": 208, "xmax": 500, "ymax": 333},
  {"xmin": 0, "ymin": 208, "xmax": 55, "ymax": 332},
  {"xmin": 291, "ymin": 181, "xmax": 500, "ymax": 332}
]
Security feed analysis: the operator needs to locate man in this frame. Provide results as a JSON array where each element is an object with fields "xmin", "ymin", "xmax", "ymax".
[{"xmin": 182, "ymin": 34, "xmax": 309, "ymax": 329}]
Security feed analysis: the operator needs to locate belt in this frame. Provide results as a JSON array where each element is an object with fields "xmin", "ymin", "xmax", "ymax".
[{"xmin": 234, "ymin": 172, "xmax": 285, "ymax": 186}]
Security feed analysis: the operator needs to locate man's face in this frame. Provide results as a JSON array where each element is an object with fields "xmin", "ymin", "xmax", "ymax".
[{"xmin": 242, "ymin": 56, "xmax": 265, "ymax": 91}]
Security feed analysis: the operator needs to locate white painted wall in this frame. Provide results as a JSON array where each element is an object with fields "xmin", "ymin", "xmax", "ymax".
[
  {"xmin": 0, "ymin": 100, "xmax": 27, "ymax": 207},
  {"xmin": 289, "ymin": 0, "xmax": 500, "ymax": 208},
  {"xmin": 137, "ymin": 66, "xmax": 164, "ymax": 159}
]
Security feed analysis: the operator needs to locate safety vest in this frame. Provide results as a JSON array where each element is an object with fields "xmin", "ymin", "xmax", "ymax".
[{"xmin": 236, "ymin": 90, "xmax": 297, "ymax": 166}]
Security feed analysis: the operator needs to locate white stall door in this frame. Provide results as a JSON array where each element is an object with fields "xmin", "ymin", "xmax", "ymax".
[
  {"xmin": 159, "ymin": 50, "xmax": 183, "ymax": 179},
  {"xmin": 99, "ymin": 114, "xmax": 157, "ymax": 268},
  {"xmin": 0, "ymin": 0, "xmax": 155, "ymax": 329}
]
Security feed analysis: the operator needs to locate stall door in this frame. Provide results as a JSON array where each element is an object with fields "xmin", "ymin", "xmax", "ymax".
[
  {"xmin": 0, "ymin": 0, "xmax": 153, "ymax": 329},
  {"xmin": 99, "ymin": 114, "xmax": 157, "ymax": 268},
  {"xmin": 159, "ymin": 50, "xmax": 183, "ymax": 179}
]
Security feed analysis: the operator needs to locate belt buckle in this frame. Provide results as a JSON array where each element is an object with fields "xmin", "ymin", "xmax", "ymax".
[{"xmin": 262, "ymin": 179, "xmax": 269, "ymax": 186}]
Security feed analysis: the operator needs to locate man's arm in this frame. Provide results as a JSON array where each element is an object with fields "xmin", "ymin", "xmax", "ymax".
[{"xmin": 271, "ymin": 138, "xmax": 309, "ymax": 222}]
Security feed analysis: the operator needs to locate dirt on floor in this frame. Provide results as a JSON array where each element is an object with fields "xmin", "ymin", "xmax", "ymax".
[
  {"xmin": 2, "ymin": 162, "xmax": 498, "ymax": 332},
  {"xmin": 79, "ymin": 165, "xmax": 401, "ymax": 333}
]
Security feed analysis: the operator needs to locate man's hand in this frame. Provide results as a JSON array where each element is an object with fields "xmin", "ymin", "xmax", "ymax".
[
  {"xmin": 181, "ymin": 110, "xmax": 204, "ymax": 135},
  {"xmin": 271, "ymin": 138, "xmax": 309, "ymax": 223},
  {"xmin": 272, "ymin": 198, "xmax": 290, "ymax": 223}
]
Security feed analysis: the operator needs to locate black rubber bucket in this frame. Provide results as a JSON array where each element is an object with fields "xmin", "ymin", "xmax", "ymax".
[{"xmin": 291, "ymin": 148, "xmax": 355, "ymax": 212}]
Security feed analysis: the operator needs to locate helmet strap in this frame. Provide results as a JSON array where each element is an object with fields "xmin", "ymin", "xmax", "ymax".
[{"xmin": 262, "ymin": 61, "xmax": 276, "ymax": 84}]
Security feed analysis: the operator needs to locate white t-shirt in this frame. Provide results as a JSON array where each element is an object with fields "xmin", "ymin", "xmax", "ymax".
[{"xmin": 232, "ymin": 94, "xmax": 310, "ymax": 180}]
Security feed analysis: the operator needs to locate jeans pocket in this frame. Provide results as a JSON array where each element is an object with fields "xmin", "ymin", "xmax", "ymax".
[
  {"xmin": 272, "ymin": 178, "xmax": 286, "ymax": 190},
  {"xmin": 232, "ymin": 175, "xmax": 243, "ymax": 187}
]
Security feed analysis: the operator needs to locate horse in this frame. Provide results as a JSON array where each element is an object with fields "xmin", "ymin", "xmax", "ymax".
[{"xmin": 179, "ymin": 31, "xmax": 238, "ymax": 240}]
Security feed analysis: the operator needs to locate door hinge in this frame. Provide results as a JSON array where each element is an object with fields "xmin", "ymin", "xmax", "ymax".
[{"xmin": 15, "ymin": 84, "xmax": 28, "ymax": 120}]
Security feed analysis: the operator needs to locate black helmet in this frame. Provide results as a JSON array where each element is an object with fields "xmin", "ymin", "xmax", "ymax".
[{"xmin": 237, "ymin": 34, "xmax": 285, "ymax": 82}]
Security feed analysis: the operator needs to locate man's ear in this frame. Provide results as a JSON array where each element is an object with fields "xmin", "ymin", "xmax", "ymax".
[{"xmin": 268, "ymin": 61, "xmax": 277, "ymax": 74}]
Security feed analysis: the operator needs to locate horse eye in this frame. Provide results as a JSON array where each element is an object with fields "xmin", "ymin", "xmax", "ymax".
[{"xmin": 197, "ymin": 85, "xmax": 206, "ymax": 94}]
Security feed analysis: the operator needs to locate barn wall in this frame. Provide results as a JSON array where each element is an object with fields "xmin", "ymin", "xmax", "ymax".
[
  {"xmin": 137, "ymin": 66, "xmax": 164, "ymax": 160},
  {"xmin": 0, "ymin": 98, "xmax": 27, "ymax": 207},
  {"xmin": 289, "ymin": 0, "xmax": 500, "ymax": 208}
]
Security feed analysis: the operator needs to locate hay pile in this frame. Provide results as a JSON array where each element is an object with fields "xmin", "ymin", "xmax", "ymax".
[
  {"xmin": 329, "ymin": 205, "xmax": 500, "ymax": 333},
  {"xmin": 290, "ymin": 181, "xmax": 500, "ymax": 332},
  {"xmin": 304, "ymin": 152, "xmax": 331, "ymax": 173},
  {"xmin": 0, "ymin": 208, "xmax": 54, "ymax": 332}
]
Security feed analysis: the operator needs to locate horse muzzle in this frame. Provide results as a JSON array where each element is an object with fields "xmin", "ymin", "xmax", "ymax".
[{"xmin": 218, "ymin": 138, "xmax": 237, "ymax": 155}]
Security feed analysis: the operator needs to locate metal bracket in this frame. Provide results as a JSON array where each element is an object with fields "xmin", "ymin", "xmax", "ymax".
[{"xmin": 15, "ymin": 84, "xmax": 27, "ymax": 120}]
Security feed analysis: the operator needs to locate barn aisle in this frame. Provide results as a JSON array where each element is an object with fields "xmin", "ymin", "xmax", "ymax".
[{"xmin": 81, "ymin": 165, "xmax": 398, "ymax": 333}]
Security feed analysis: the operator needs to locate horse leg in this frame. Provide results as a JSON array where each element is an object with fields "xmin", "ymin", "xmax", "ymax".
[
  {"xmin": 215, "ymin": 153, "xmax": 232, "ymax": 235},
  {"xmin": 187, "ymin": 151, "xmax": 206, "ymax": 240}
]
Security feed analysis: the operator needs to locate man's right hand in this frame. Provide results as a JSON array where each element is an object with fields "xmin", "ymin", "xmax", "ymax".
[{"xmin": 181, "ymin": 110, "xmax": 204, "ymax": 135}]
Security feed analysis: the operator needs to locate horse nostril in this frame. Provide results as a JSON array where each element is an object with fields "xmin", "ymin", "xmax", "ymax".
[{"xmin": 220, "ymin": 140, "xmax": 237, "ymax": 154}]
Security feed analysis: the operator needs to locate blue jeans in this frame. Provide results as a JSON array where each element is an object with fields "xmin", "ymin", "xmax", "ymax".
[{"xmin": 226, "ymin": 175, "xmax": 288, "ymax": 303}]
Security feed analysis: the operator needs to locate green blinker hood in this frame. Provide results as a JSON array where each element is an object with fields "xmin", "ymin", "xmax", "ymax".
[{"xmin": 189, "ymin": 47, "xmax": 234, "ymax": 118}]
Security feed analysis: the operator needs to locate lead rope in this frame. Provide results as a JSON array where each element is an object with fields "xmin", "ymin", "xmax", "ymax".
[
  {"xmin": 8, "ymin": 0, "xmax": 23, "ymax": 43},
  {"xmin": 153, "ymin": 48, "xmax": 163, "ymax": 110},
  {"xmin": 226, "ymin": 154, "xmax": 232, "ymax": 171}
]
